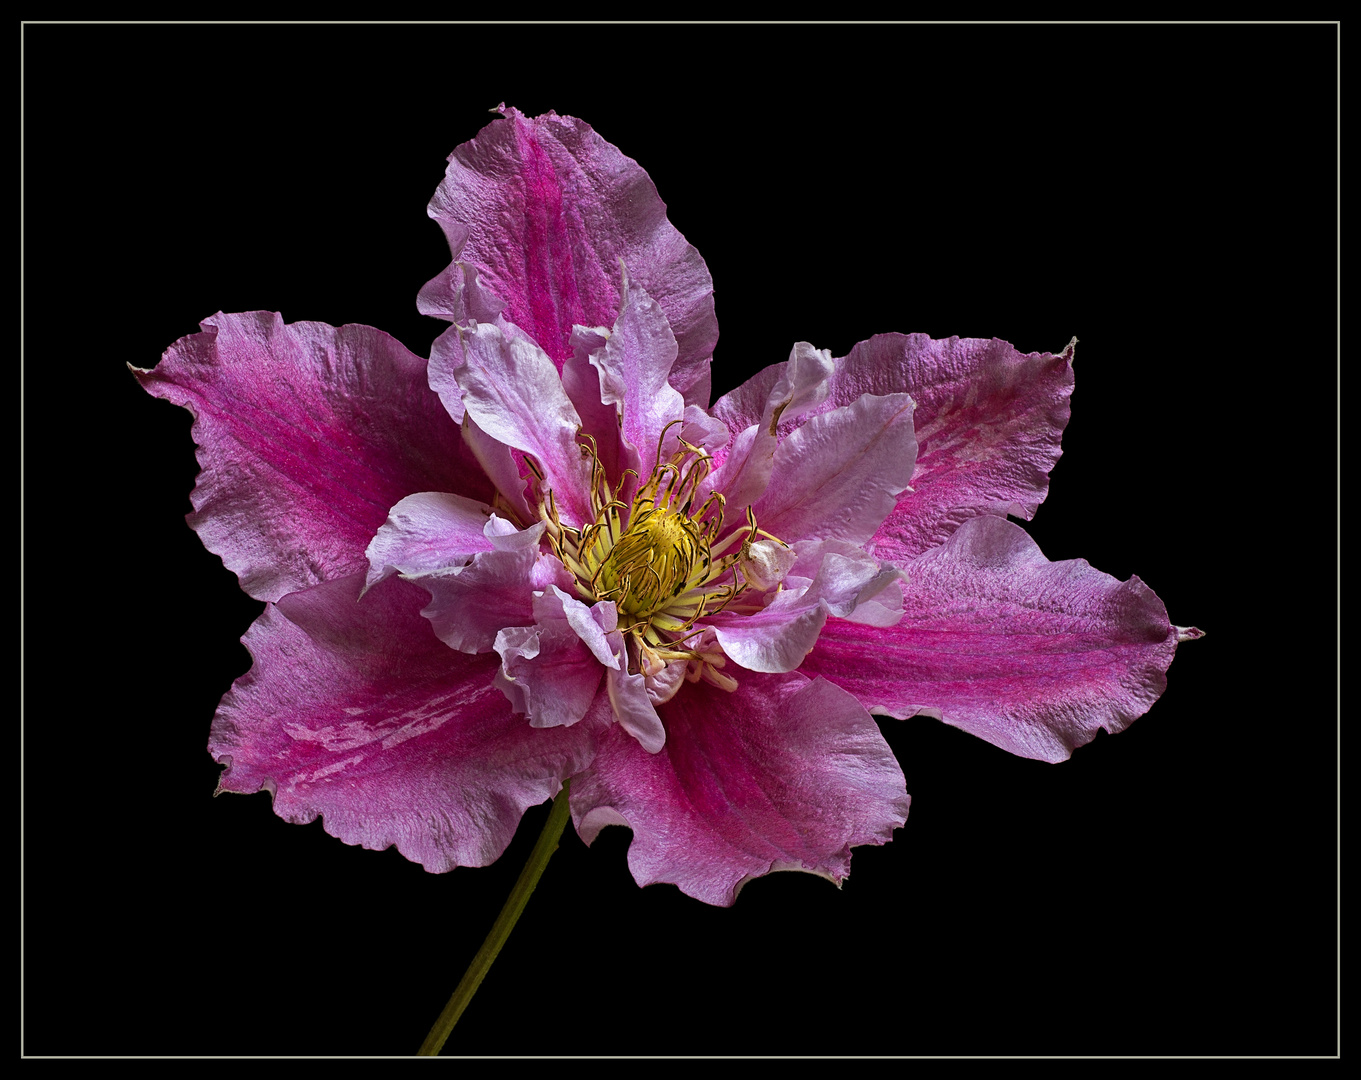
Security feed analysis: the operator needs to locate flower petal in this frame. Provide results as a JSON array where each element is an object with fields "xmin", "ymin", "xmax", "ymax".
[
  {"xmin": 209, "ymin": 574, "xmax": 601, "ymax": 872},
  {"xmin": 451, "ymin": 321, "xmax": 596, "ymax": 527},
  {"xmin": 800, "ymin": 514, "xmax": 1194, "ymax": 762},
  {"xmin": 751, "ymin": 391, "xmax": 917, "ymax": 546},
  {"xmin": 703, "ymin": 342, "xmax": 837, "ymax": 513},
  {"xmin": 492, "ymin": 587, "xmax": 615, "ymax": 730},
  {"xmin": 419, "ymin": 105, "xmax": 717, "ymax": 406},
  {"xmin": 589, "ymin": 266, "xmax": 687, "ymax": 483},
  {"xmin": 571, "ymin": 672, "xmax": 910, "ymax": 907},
  {"xmin": 363, "ymin": 491, "xmax": 497, "ymax": 593},
  {"xmin": 132, "ymin": 312, "xmax": 488, "ymax": 602},
  {"xmin": 405, "ymin": 520, "xmax": 572, "ymax": 653},
  {"xmin": 831, "ymin": 334, "xmax": 1075, "ymax": 562},
  {"xmin": 710, "ymin": 542, "xmax": 903, "ymax": 673}
]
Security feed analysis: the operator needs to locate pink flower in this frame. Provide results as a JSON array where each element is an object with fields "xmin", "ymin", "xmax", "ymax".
[{"xmin": 133, "ymin": 105, "xmax": 1199, "ymax": 907}]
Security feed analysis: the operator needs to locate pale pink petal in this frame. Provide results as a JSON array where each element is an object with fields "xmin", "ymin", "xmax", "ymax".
[
  {"xmin": 589, "ymin": 267, "xmax": 686, "ymax": 480},
  {"xmin": 561, "ymin": 325, "xmax": 624, "ymax": 484},
  {"xmin": 418, "ymin": 105, "xmax": 717, "ymax": 406},
  {"xmin": 702, "ymin": 342, "xmax": 837, "ymax": 512},
  {"xmin": 829, "ymin": 334, "xmax": 1075, "ymax": 563},
  {"xmin": 710, "ymin": 543, "xmax": 902, "ymax": 673},
  {"xmin": 450, "ymin": 321, "xmax": 596, "ymax": 527},
  {"xmin": 131, "ymin": 311, "xmax": 490, "ymax": 602},
  {"xmin": 363, "ymin": 491, "xmax": 497, "ymax": 593},
  {"xmin": 493, "ymin": 592, "xmax": 608, "ymax": 731},
  {"xmin": 209, "ymin": 574, "xmax": 601, "ymax": 872},
  {"xmin": 603, "ymin": 638, "xmax": 666, "ymax": 753},
  {"xmin": 800, "ymin": 514, "xmax": 1196, "ymax": 763},
  {"xmin": 751, "ymin": 392, "xmax": 918, "ymax": 546},
  {"xmin": 405, "ymin": 521, "xmax": 572, "ymax": 653},
  {"xmin": 455, "ymin": 409, "xmax": 535, "ymax": 526},
  {"xmin": 571, "ymin": 672, "xmax": 910, "ymax": 907}
]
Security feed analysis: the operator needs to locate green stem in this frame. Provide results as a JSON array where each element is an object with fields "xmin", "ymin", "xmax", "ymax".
[{"xmin": 416, "ymin": 780, "xmax": 573, "ymax": 1057}]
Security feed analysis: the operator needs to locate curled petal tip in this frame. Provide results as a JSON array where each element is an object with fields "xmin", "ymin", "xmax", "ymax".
[{"xmin": 1175, "ymin": 625, "xmax": 1205, "ymax": 642}]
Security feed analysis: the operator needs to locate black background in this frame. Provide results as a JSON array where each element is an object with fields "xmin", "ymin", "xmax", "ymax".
[{"xmin": 23, "ymin": 22, "xmax": 1337, "ymax": 1057}]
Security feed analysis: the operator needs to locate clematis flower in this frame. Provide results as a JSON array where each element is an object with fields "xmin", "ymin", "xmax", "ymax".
[{"xmin": 133, "ymin": 104, "xmax": 1198, "ymax": 909}]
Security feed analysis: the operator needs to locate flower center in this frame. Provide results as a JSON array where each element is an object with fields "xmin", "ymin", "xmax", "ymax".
[{"xmin": 539, "ymin": 421, "xmax": 770, "ymax": 687}]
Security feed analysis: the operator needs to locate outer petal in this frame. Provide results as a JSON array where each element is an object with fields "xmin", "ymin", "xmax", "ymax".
[
  {"xmin": 751, "ymin": 392, "xmax": 917, "ymax": 546},
  {"xmin": 419, "ymin": 105, "xmax": 717, "ymax": 406},
  {"xmin": 132, "ymin": 312, "xmax": 490, "ymax": 602},
  {"xmin": 800, "ymin": 514, "xmax": 1198, "ymax": 763},
  {"xmin": 830, "ymin": 334, "xmax": 1075, "ymax": 563},
  {"xmin": 209, "ymin": 574, "xmax": 601, "ymax": 872},
  {"xmin": 571, "ymin": 672, "xmax": 910, "ymax": 907}
]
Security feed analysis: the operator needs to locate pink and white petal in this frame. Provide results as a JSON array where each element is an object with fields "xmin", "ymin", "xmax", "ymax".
[
  {"xmin": 418, "ymin": 105, "xmax": 717, "ymax": 406},
  {"xmin": 589, "ymin": 268, "xmax": 686, "ymax": 479},
  {"xmin": 800, "ymin": 514, "xmax": 1196, "ymax": 763},
  {"xmin": 406, "ymin": 522, "xmax": 572, "ymax": 653},
  {"xmin": 710, "ymin": 545, "xmax": 898, "ymax": 673},
  {"xmin": 562, "ymin": 325, "xmax": 625, "ymax": 484},
  {"xmin": 710, "ymin": 342, "xmax": 836, "ymax": 451},
  {"xmin": 828, "ymin": 334, "xmax": 1075, "ymax": 563},
  {"xmin": 455, "ymin": 409, "xmax": 535, "ymax": 526},
  {"xmin": 700, "ymin": 423, "xmax": 773, "ymax": 522},
  {"xmin": 451, "ymin": 322, "xmax": 596, "ymax": 528},
  {"xmin": 364, "ymin": 491, "xmax": 497, "ymax": 592},
  {"xmin": 752, "ymin": 392, "xmax": 917, "ymax": 547},
  {"xmin": 132, "ymin": 312, "xmax": 491, "ymax": 602},
  {"xmin": 571, "ymin": 672, "xmax": 910, "ymax": 907},
  {"xmin": 210, "ymin": 574, "xmax": 601, "ymax": 873},
  {"xmin": 603, "ymin": 635, "xmax": 666, "ymax": 753},
  {"xmin": 492, "ymin": 619, "xmax": 604, "ymax": 731}
]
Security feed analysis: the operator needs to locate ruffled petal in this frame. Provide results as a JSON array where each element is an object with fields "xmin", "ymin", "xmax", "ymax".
[
  {"xmin": 209, "ymin": 574, "xmax": 601, "ymax": 872},
  {"xmin": 451, "ymin": 321, "xmax": 596, "ymax": 528},
  {"xmin": 405, "ymin": 520, "xmax": 572, "ymax": 653},
  {"xmin": 830, "ymin": 334, "xmax": 1075, "ymax": 563},
  {"xmin": 571, "ymin": 672, "xmax": 910, "ymax": 907},
  {"xmin": 419, "ymin": 105, "xmax": 717, "ymax": 407},
  {"xmin": 751, "ymin": 392, "xmax": 917, "ymax": 546},
  {"xmin": 709, "ymin": 541, "xmax": 903, "ymax": 673},
  {"xmin": 363, "ymin": 491, "xmax": 497, "ymax": 593},
  {"xmin": 589, "ymin": 266, "xmax": 686, "ymax": 483},
  {"xmin": 132, "ymin": 312, "xmax": 489, "ymax": 602},
  {"xmin": 702, "ymin": 342, "xmax": 836, "ymax": 513},
  {"xmin": 800, "ymin": 514, "xmax": 1196, "ymax": 763},
  {"xmin": 492, "ymin": 588, "xmax": 616, "ymax": 730}
]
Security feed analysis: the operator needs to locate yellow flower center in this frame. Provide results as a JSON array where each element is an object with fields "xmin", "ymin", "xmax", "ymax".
[{"xmin": 538, "ymin": 421, "xmax": 777, "ymax": 688}]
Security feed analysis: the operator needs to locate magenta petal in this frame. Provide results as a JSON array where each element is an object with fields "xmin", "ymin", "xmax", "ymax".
[
  {"xmin": 752, "ymin": 392, "xmax": 918, "ymax": 546},
  {"xmin": 406, "ymin": 521, "xmax": 573, "ymax": 653},
  {"xmin": 834, "ymin": 334, "xmax": 1076, "ymax": 562},
  {"xmin": 419, "ymin": 105, "xmax": 717, "ymax": 406},
  {"xmin": 572, "ymin": 672, "xmax": 910, "ymax": 907},
  {"xmin": 132, "ymin": 312, "xmax": 489, "ymax": 602},
  {"xmin": 209, "ymin": 574, "xmax": 600, "ymax": 872},
  {"xmin": 801, "ymin": 514, "xmax": 1193, "ymax": 762}
]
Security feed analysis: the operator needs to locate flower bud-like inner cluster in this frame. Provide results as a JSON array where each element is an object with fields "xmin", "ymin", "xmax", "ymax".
[{"xmin": 540, "ymin": 421, "xmax": 779, "ymax": 686}]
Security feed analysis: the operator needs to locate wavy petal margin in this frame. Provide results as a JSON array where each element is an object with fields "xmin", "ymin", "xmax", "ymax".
[
  {"xmin": 801, "ymin": 515, "xmax": 1200, "ymax": 762},
  {"xmin": 209, "ymin": 575, "xmax": 601, "ymax": 871},
  {"xmin": 132, "ymin": 312, "xmax": 487, "ymax": 602},
  {"xmin": 571, "ymin": 672, "xmax": 909, "ymax": 906},
  {"xmin": 419, "ymin": 105, "xmax": 717, "ymax": 407}
]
